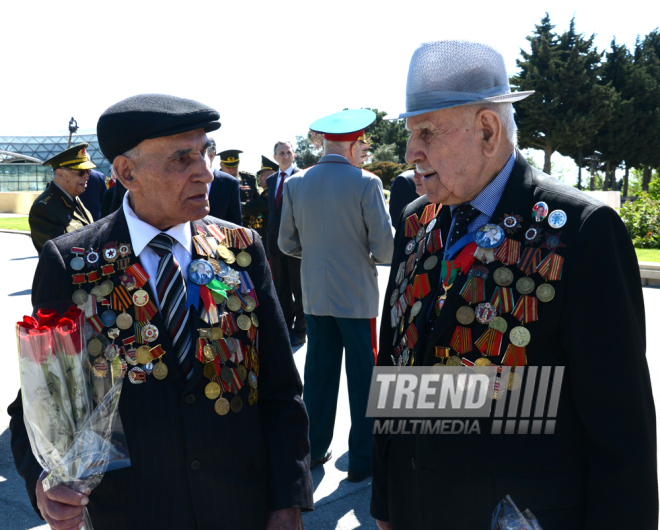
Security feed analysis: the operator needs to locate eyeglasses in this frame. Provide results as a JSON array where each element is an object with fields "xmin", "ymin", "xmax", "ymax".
[{"xmin": 64, "ymin": 168, "xmax": 91, "ymax": 178}]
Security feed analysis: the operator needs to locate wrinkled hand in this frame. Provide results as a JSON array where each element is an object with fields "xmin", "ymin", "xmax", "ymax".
[
  {"xmin": 266, "ymin": 508, "xmax": 303, "ymax": 529},
  {"xmin": 377, "ymin": 520, "xmax": 392, "ymax": 530},
  {"xmin": 36, "ymin": 473, "xmax": 89, "ymax": 530}
]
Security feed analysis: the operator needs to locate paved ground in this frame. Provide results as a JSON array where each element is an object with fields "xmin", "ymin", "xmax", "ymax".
[{"xmin": 0, "ymin": 231, "xmax": 658, "ymax": 529}]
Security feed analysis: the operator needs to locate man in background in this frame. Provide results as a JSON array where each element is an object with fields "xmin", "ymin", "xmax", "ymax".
[
  {"xmin": 29, "ymin": 143, "xmax": 95, "ymax": 254},
  {"xmin": 388, "ymin": 169, "xmax": 424, "ymax": 227},
  {"xmin": 268, "ymin": 141, "xmax": 306, "ymax": 347},
  {"xmin": 78, "ymin": 168, "xmax": 107, "ymax": 221},
  {"xmin": 207, "ymin": 139, "xmax": 243, "ymax": 225},
  {"xmin": 279, "ymin": 110, "xmax": 393, "ymax": 482},
  {"xmin": 243, "ymin": 155, "xmax": 278, "ymax": 239}
]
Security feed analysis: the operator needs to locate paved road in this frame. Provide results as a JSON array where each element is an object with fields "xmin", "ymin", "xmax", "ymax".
[{"xmin": 0, "ymin": 231, "xmax": 658, "ymax": 529}]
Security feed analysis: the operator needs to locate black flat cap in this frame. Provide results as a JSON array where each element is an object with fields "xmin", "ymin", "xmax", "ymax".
[{"xmin": 97, "ymin": 94, "xmax": 221, "ymax": 161}]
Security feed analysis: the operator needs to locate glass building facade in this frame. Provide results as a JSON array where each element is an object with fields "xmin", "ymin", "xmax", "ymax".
[{"xmin": 0, "ymin": 134, "xmax": 110, "ymax": 193}]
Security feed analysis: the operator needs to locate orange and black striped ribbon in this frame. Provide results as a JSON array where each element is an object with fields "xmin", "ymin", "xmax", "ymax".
[
  {"xmin": 502, "ymin": 344, "xmax": 527, "ymax": 366},
  {"xmin": 404, "ymin": 213, "xmax": 422, "ymax": 238},
  {"xmin": 419, "ymin": 204, "xmax": 436, "ymax": 225},
  {"xmin": 517, "ymin": 248, "xmax": 543, "ymax": 275},
  {"xmin": 537, "ymin": 253, "xmax": 564, "ymax": 281},
  {"xmin": 474, "ymin": 328, "xmax": 503, "ymax": 357},
  {"xmin": 111, "ymin": 285, "xmax": 132, "ymax": 311},
  {"xmin": 459, "ymin": 276, "xmax": 486, "ymax": 304},
  {"xmin": 405, "ymin": 323, "xmax": 418, "ymax": 349},
  {"xmin": 495, "ymin": 238, "xmax": 520, "ymax": 265},
  {"xmin": 490, "ymin": 286, "xmax": 515, "ymax": 313},
  {"xmin": 450, "ymin": 325, "xmax": 472, "ymax": 354},
  {"xmin": 512, "ymin": 295, "xmax": 539, "ymax": 323}
]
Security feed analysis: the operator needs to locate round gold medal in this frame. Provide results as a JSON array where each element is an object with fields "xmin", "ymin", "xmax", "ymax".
[
  {"xmin": 489, "ymin": 316, "xmax": 508, "ymax": 333},
  {"xmin": 446, "ymin": 356, "xmax": 462, "ymax": 366},
  {"xmin": 98, "ymin": 280, "xmax": 115, "ymax": 297},
  {"xmin": 494, "ymin": 267, "xmax": 514, "ymax": 287},
  {"xmin": 205, "ymin": 382, "xmax": 221, "ymax": 400},
  {"xmin": 231, "ymin": 395, "xmax": 243, "ymax": 413},
  {"xmin": 245, "ymin": 297, "xmax": 256, "ymax": 312},
  {"xmin": 216, "ymin": 244, "xmax": 232, "ymax": 260},
  {"xmin": 536, "ymin": 283, "xmax": 555, "ymax": 302},
  {"xmin": 203, "ymin": 362, "xmax": 217, "ymax": 379},
  {"xmin": 215, "ymin": 397, "xmax": 230, "ymax": 416},
  {"xmin": 133, "ymin": 289, "xmax": 149, "ymax": 307},
  {"xmin": 116, "ymin": 312, "xmax": 133, "ymax": 330},
  {"xmin": 221, "ymin": 366, "xmax": 233, "ymax": 383},
  {"xmin": 135, "ymin": 345, "xmax": 153, "ymax": 365},
  {"xmin": 209, "ymin": 258, "xmax": 222, "ymax": 275},
  {"xmin": 72, "ymin": 289, "xmax": 89, "ymax": 305},
  {"xmin": 88, "ymin": 338, "xmax": 103, "ymax": 357},
  {"xmin": 474, "ymin": 357, "xmax": 492, "ymax": 366},
  {"xmin": 237, "ymin": 315, "xmax": 252, "ymax": 331},
  {"xmin": 226, "ymin": 296, "xmax": 241, "ymax": 312},
  {"xmin": 203, "ymin": 344, "xmax": 216, "ymax": 361},
  {"xmin": 211, "ymin": 291, "xmax": 225, "ymax": 305},
  {"xmin": 236, "ymin": 251, "xmax": 252, "ymax": 267},
  {"xmin": 153, "ymin": 362, "xmax": 168, "ymax": 380},
  {"xmin": 238, "ymin": 365, "xmax": 247, "ymax": 381},
  {"xmin": 516, "ymin": 276, "xmax": 535, "ymax": 295},
  {"xmin": 509, "ymin": 326, "xmax": 531, "ymax": 347},
  {"xmin": 251, "ymin": 313, "xmax": 259, "ymax": 328},
  {"xmin": 456, "ymin": 306, "xmax": 475, "ymax": 325},
  {"xmin": 211, "ymin": 327, "xmax": 224, "ymax": 341},
  {"xmin": 423, "ymin": 255, "xmax": 438, "ymax": 271}
]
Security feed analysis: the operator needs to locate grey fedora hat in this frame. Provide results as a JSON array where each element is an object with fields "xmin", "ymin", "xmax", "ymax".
[{"xmin": 399, "ymin": 40, "xmax": 534, "ymax": 119}]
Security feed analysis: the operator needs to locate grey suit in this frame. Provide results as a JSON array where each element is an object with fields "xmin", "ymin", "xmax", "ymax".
[{"xmin": 278, "ymin": 153, "xmax": 393, "ymax": 475}]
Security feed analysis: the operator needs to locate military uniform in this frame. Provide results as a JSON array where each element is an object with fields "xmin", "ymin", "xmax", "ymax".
[
  {"xmin": 242, "ymin": 156, "xmax": 277, "ymax": 239},
  {"xmin": 218, "ymin": 150, "xmax": 258, "ymax": 224},
  {"xmin": 29, "ymin": 144, "xmax": 95, "ymax": 254}
]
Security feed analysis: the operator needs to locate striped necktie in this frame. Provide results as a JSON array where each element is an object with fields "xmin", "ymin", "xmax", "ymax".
[{"xmin": 148, "ymin": 233, "xmax": 194, "ymax": 378}]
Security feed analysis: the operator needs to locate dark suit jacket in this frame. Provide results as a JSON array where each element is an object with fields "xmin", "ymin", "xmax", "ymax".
[
  {"xmin": 371, "ymin": 152, "xmax": 658, "ymax": 529},
  {"xmin": 78, "ymin": 169, "xmax": 107, "ymax": 221},
  {"xmin": 9, "ymin": 209, "xmax": 313, "ymax": 530},
  {"xmin": 388, "ymin": 171, "xmax": 418, "ymax": 227},
  {"xmin": 242, "ymin": 190, "xmax": 269, "ymax": 239},
  {"xmin": 266, "ymin": 167, "xmax": 301, "ymax": 258},
  {"xmin": 101, "ymin": 180, "xmax": 126, "ymax": 218},
  {"xmin": 209, "ymin": 169, "xmax": 243, "ymax": 225}
]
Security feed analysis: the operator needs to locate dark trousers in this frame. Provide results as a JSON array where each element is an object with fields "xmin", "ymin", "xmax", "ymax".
[
  {"xmin": 270, "ymin": 252, "xmax": 306, "ymax": 337},
  {"xmin": 303, "ymin": 314, "xmax": 375, "ymax": 474}
]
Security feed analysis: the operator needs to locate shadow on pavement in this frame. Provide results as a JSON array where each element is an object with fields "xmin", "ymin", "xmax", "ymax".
[{"xmin": 9, "ymin": 290, "xmax": 31, "ymax": 297}]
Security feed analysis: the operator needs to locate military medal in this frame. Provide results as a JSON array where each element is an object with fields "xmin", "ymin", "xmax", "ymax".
[
  {"xmin": 231, "ymin": 395, "xmax": 243, "ymax": 413},
  {"xmin": 446, "ymin": 356, "xmax": 462, "ymax": 366},
  {"xmin": 221, "ymin": 366, "xmax": 233, "ymax": 383},
  {"xmin": 416, "ymin": 226, "xmax": 426, "ymax": 243},
  {"xmin": 120, "ymin": 273, "xmax": 137, "ymax": 291},
  {"xmin": 244, "ymin": 297, "xmax": 256, "ymax": 312},
  {"xmin": 102, "ymin": 244, "xmax": 119, "ymax": 263},
  {"xmin": 390, "ymin": 288, "xmax": 399, "ymax": 307},
  {"xmin": 490, "ymin": 316, "xmax": 508, "ymax": 333},
  {"xmin": 133, "ymin": 289, "xmax": 149, "ymax": 307},
  {"xmin": 237, "ymin": 315, "xmax": 252, "ymax": 331},
  {"xmin": 101, "ymin": 310, "xmax": 117, "ymax": 327},
  {"xmin": 203, "ymin": 344, "xmax": 216, "ymax": 361},
  {"xmin": 203, "ymin": 362, "xmax": 217, "ymax": 379},
  {"xmin": 88, "ymin": 338, "xmax": 103, "ymax": 357},
  {"xmin": 548, "ymin": 210, "xmax": 567, "ymax": 229},
  {"xmin": 509, "ymin": 326, "xmax": 531, "ymax": 347},
  {"xmin": 98, "ymin": 279, "xmax": 115, "ymax": 297},
  {"xmin": 141, "ymin": 323, "xmax": 159, "ymax": 343},
  {"xmin": 85, "ymin": 249, "xmax": 99, "ymax": 266},
  {"xmin": 423, "ymin": 255, "xmax": 438, "ymax": 271},
  {"xmin": 205, "ymin": 382, "xmax": 221, "ymax": 400},
  {"xmin": 227, "ymin": 295, "xmax": 241, "ymax": 312},
  {"xmin": 524, "ymin": 226, "xmax": 542, "ymax": 245},
  {"xmin": 105, "ymin": 343, "xmax": 120, "ymax": 361},
  {"xmin": 70, "ymin": 247, "xmax": 86, "ymax": 271},
  {"xmin": 152, "ymin": 360, "xmax": 168, "ymax": 380},
  {"xmin": 212, "ymin": 326, "xmax": 224, "ymax": 340},
  {"xmin": 474, "ymin": 357, "xmax": 491, "ymax": 367},
  {"xmin": 238, "ymin": 365, "xmax": 247, "ymax": 381},
  {"xmin": 135, "ymin": 345, "xmax": 153, "ymax": 365},
  {"xmin": 500, "ymin": 213, "xmax": 523, "ymax": 234},
  {"xmin": 92, "ymin": 358, "xmax": 108, "ymax": 378},
  {"xmin": 473, "ymin": 224, "xmax": 505, "ymax": 250},
  {"xmin": 536, "ymin": 283, "xmax": 555, "ymax": 302},
  {"xmin": 494, "ymin": 267, "xmax": 514, "ymax": 286},
  {"xmin": 405, "ymin": 240, "xmax": 416, "ymax": 255},
  {"xmin": 215, "ymin": 397, "xmax": 230, "ymax": 415},
  {"xmin": 515, "ymin": 276, "xmax": 535, "ymax": 295},
  {"xmin": 251, "ymin": 313, "xmax": 259, "ymax": 328},
  {"xmin": 426, "ymin": 217, "xmax": 437, "ymax": 233},
  {"xmin": 144, "ymin": 362, "xmax": 154, "ymax": 374},
  {"xmin": 475, "ymin": 302, "xmax": 497, "ymax": 324},
  {"xmin": 128, "ymin": 366, "xmax": 146, "ymax": 384},
  {"xmin": 116, "ymin": 312, "xmax": 133, "ymax": 330},
  {"xmin": 216, "ymin": 244, "xmax": 236, "ymax": 264},
  {"xmin": 248, "ymin": 371, "xmax": 258, "ymax": 389},
  {"xmin": 72, "ymin": 289, "xmax": 89, "ymax": 305},
  {"xmin": 236, "ymin": 251, "xmax": 252, "ymax": 267}
]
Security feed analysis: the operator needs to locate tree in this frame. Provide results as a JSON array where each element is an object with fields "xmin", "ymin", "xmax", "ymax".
[
  {"xmin": 364, "ymin": 109, "xmax": 410, "ymax": 163},
  {"xmin": 511, "ymin": 15, "xmax": 615, "ymax": 175},
  {"xmin": 372, "ymin": 143, "xmax": 399, "ymax": 163},
  {"xmin": 294, "ymin": 133, "xmax": 322, "ymax": 168}
]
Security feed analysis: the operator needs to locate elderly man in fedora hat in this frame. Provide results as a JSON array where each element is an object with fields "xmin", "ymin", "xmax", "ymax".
[{"xmin": 371, "ymin": 40, "xmax": 657, "ymax": 529}]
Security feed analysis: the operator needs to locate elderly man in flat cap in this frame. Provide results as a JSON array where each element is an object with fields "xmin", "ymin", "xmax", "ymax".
[
  {"xmin": 29, "ymin": 143, "xmax": 95, "ymax": 254},
  {"xmin": 371, "ymin": 41, "xmax": 657, "ymax": 529},
  {"xmin": 9, "ymin": 94, "xmax": 313, "ymax": 530}
]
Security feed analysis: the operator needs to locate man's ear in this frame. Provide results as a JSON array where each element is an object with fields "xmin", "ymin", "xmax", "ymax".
[
  {"xmin": 478, "ymin": 109, "xmax": 502, "ymax": 158},
  {"xmin": 113, "ymin": 156, "xmax": 137, "ymax": 189}
]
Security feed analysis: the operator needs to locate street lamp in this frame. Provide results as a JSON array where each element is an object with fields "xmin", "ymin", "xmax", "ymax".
[
  {"xmin": 583, "ymin": 151, "xmax": 602, "ymax": 191},
  {"xmin": 67, "ymin": 117, "xmax": 79, "ymax": 148}
]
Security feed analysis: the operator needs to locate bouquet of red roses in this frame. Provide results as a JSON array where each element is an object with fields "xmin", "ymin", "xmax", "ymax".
[{"xmin": 16, "ymin": 306, "xmax": 130, "ymax": 529}]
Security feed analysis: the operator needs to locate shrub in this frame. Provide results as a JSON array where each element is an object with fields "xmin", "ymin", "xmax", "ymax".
[
  {"xmin": 361, "ymin": 161, "xmax": 414, "ymax": 189},
  {"xmin": 620, "ymin": 192, "xmax": 660, "ymax": 249}
]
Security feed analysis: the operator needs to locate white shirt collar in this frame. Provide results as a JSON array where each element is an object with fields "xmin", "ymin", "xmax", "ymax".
[
  {"xmin": 122, "ymin": 192, "xmax": 192, "ymax": 257},
  {"xmin": 280, "ymin": 165, "xmax": 294, "ymax": 177}
]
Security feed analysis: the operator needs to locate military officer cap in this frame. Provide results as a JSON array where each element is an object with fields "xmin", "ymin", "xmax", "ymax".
[
  {"xmin": 309, "ymin": 109, "xmax": 376, "ymax": 141},
  {"xmin": 97, "ymin": 93, "xmax": 221, "ymax": 161},
  {"xmin": 42, "ymin": 143, "xmax": 96, "ymax": 171},
  {"xmin": 257, "ymin": 155, "xmax": 279, "ymax": 175},
  {"xmin": 219, "ymin": 149, "xmax": 243, "ymax": 168}
]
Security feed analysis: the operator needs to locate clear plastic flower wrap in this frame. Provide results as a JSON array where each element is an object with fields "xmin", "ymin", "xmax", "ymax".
[
  {"xmin": 491, "ymin": 495, "xmax": 543, "ymax": 530},
  {"xmin": 16, "ymin": 306, "xmax": 130, "ymax": 530}
]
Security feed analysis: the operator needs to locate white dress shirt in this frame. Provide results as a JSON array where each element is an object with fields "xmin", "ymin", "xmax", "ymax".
[
  {"xmin": 122, "ymin": 193, "xmax": 193, "ymax": 310},
  {"xmin": 274, "ymin": 165, "xmax": 295, "ymax": 193}
]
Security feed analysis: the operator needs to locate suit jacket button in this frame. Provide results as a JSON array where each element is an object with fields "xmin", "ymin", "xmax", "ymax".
[
  {"xmin": 185, "ymin": 394, "xmax": 195, "ymax": 404},
  {"xmin": 190, "ymin": 460, "xmax": 200, "ymax": 470}
]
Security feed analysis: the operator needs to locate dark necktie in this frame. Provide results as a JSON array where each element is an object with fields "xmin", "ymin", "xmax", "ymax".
[
  {"xmin": 275, "ymin": 171, "xmax": 287, "ymax": 210},
  {"xmin": 448, "ymin": 203, "xmax": 480, "ymax": 250},
  {"xmin": 148, "ymin": 233, "xmax": 194, "ymax": 378}
]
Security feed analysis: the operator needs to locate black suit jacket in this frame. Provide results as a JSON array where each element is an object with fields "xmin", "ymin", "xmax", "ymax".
[
  {"xmin": 101, "ymin": 181, "xmax": 126, "ymax": 218},
  {"xmin": 78, "ymin": 169, "xmax": 107, "ymax": 221},
  {"xmin": 9, "ymin": 209, "xmax": 313, "ymax": 530},
  {"xmin": 209, "ymin": 169, "xmax": 243, "ymax": 225},
  {"xmin": 388, "ymin": 171, "xmax": 418, "ymax": 227},
  {"xmin": 371, "ymin": 152, "xmax": 658, "ymax": 529},
  {"xmin": 266, "ymin": 167, "xmax": 301, "ymax": 258}
]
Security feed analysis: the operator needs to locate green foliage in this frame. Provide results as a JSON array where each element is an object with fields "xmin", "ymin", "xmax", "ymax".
[
  {"xmin": 372, "ymin": 143, "xmax": 399, "ymax": 163},
  {"xmin": 294, "ymin": 133, "xmax": 322, "ymax": 169},
  {"xmin": 361, "ymin": 161, "xmax": 414, "ymax": 190},
  {"xmin": 364, "ymin": 109, "xmax": 410, "ymax": 163},
  {"xmin": 620, "ymin": 192, "xmax": 660, "ymax": 248}
]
